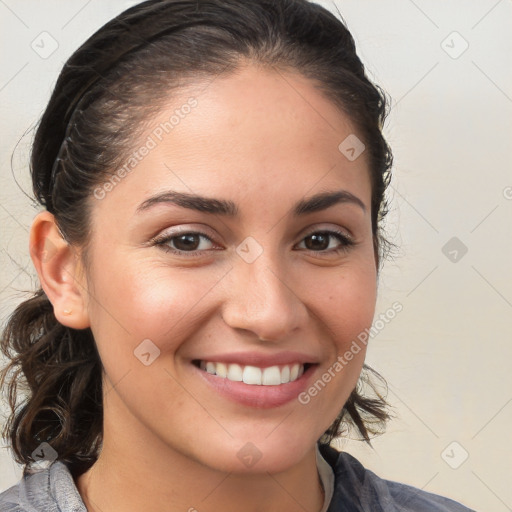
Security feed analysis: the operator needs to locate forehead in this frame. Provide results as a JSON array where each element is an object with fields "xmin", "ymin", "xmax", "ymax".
[{"xmin": 91, "ymin": 63, "xmax": 372, "ymax": 219}]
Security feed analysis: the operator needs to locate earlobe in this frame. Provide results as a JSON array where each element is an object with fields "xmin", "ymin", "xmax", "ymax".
[{"xmin": 29, "ymin": 211, "xmax": 90, "ymax": 329}]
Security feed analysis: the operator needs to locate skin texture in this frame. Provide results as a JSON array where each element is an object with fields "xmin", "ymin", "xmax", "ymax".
[{"xmin": 31, "ymin": 63, "xmax": 377, "ymax": 512}]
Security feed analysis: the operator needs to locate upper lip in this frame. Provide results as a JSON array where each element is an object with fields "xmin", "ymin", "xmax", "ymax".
[{"xmin": 193, "ymin": 351, "xmax": 318, "ymax": 368}]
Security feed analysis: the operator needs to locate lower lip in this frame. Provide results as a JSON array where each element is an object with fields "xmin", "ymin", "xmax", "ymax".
[{"xmin": 192, "ymin": 363, "xmax": 317, "ymax": 409}]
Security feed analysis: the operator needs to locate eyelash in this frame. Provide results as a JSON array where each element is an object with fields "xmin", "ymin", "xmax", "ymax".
[{"xmin": 152, "ymin": 228, "xmax": 355, "ymax": 258}]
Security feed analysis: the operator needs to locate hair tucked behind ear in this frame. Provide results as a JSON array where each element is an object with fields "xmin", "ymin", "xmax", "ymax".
[{"xmin": 1, "ymin": 0, "xmax": 393, "ymax": 477}]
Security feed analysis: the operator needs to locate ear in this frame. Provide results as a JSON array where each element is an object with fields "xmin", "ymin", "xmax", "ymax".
[{"xmin": 29, "ymin": 211, "xmax": 90, "ymax": 329}]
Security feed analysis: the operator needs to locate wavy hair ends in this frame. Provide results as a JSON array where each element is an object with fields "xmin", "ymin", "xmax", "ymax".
[
  {"xmin": 1, "ymin": 290, "xmax": 103, "ymax": 476},
  {"xmin": 1, "ymin": 0, "xmax": 392, "ymax": 476}
]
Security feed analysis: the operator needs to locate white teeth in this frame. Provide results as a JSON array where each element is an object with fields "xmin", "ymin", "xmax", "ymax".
[
  {"xmin": 199, "ymin": 361, "xmax": 306, "ymax": 386},
  {"xmin": 243, "ymin": 365, "xmax": 262, "ymax": 385},
  {"xmin": 280, "ymin": 365, "xmax": 290, "ymax": 384},
  {"xmin": 227, "ymin": 363, "xmax": 243, "ymax": 382},
  {"xmin": 215, "ymin": 362, "xmax": 228, "ymax": 378},
  {"xmin": 290, "ymin": 363, "xmax": 299, "ymax": 381},
  {"xmin": 262, "ymin": 366, "xmax": 281, "ymax": 385}
]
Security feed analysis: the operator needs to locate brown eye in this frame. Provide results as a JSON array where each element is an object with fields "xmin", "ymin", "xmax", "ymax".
[
  {"xmin": 155, "ymin": 231, "xmax": 216, "ymax": 256},
  {"xmin": 172, "ymin": 234, "xmax": 203, "ymax": 251},
  {"xmin": 297, "ymin": 230, "xmax": 354, "ymax": 253},
  {"xmin": 304, "ymin": 233, "xmax": 330, "ymax": 251}
]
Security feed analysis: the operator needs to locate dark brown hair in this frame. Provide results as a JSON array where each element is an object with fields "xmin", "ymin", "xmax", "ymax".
[{"xmin": 1, "ymin": 0, "xmax": 393, "ymax": 478}]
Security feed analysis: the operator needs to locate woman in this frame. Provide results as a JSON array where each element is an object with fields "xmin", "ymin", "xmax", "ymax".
[{"xmin": 0, "ymin": 0, "xmax": 476, "ymax": 510}]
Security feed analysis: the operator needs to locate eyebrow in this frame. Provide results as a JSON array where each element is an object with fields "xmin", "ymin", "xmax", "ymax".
[{"xmin": 136, "ymin": 189, "xmax": 366, "ymax": 216}]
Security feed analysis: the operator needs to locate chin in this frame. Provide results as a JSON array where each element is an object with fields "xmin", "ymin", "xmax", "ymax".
[{"xmin": 191, "ymin": 434, "xmax": 317, "ymax": 475}]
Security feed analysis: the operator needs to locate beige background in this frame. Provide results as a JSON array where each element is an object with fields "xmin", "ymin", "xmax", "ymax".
[{"xmin": 1, "ymin": 1, "xmax": 511, "ymax": 510}]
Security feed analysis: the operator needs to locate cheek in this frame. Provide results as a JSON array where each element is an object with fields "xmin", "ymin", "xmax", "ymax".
[
  {"xmin": 85, "ymin": 254, "xmax": 227, "ymax": 371},
  {"xmin": 297, "ymin": 258, "xmax": 377, "ymax": 415},
  {"xmin": 307, "ymin": 259, "xmax": 377, "ymax": 353}
]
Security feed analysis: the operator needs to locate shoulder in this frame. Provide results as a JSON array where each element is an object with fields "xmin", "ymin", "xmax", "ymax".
[
  {"xmin": 0, "ymin": 461, "xmax": 86, "ymax": 512},
  {"xmin": 318, "ymin": 444, "xmax": 477, "ymax": 512}
]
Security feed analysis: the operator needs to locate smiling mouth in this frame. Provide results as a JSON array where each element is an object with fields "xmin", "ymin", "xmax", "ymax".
[{"xmin": 192, "ymin": 360, "xmax": 313, "ymax": 386}]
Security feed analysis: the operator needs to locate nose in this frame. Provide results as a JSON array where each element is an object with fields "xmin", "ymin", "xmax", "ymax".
[{"xmin": 221, "ymin": 250, "xmax": 308, "ymax": 342}]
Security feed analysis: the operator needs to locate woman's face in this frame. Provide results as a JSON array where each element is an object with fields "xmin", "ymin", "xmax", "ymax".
[{"xmin": 81, "ymin": 63, "xmax": 377, "ymax": 473}]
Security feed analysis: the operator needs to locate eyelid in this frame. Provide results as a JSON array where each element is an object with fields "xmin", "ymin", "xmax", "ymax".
[
  {"xmin": 298, "ymin": 223, "xmax": 354, "ymax": 242},
  {"xmin": 150, "ymin": 224, "xmax": 218, "ymax": 244},
  {"xmin": 151, "ymin": 231, "xmax": 219, "ymax": 259},
  {"xmin": 294, "ymin": 227, "xmax": 355, "ymax": 253}
]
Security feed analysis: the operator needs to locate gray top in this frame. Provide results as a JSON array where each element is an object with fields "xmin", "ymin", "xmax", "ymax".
[{"xmin": 0, "ymin": 444, "xmax": 476, "ymax": 511}]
